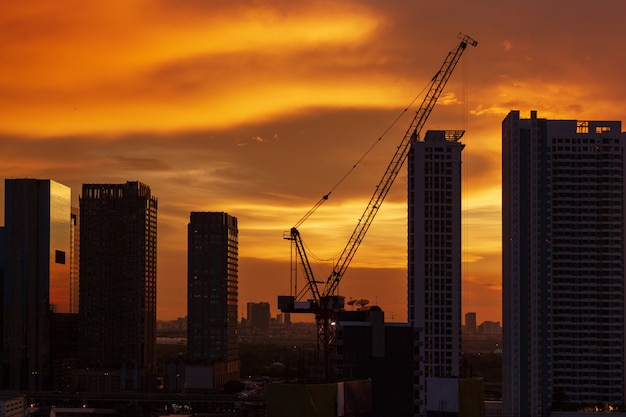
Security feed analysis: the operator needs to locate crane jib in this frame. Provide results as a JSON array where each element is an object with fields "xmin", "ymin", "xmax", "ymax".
[
  {"xmin": 278, "ymin": 32, "xmax": 477, "ymax": 381},
  {"xmin": 283, "ymin": 32, "xmax": 477, "ymax": 306}
]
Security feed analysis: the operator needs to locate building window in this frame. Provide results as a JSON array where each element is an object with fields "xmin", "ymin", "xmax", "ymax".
[
  {"xmin": 576, "ymin": 121, "xmax": 589, "ymax": 134},
  {"xmin": 55, "ymin": 250, "xmax": 66, "ymax": 264}
]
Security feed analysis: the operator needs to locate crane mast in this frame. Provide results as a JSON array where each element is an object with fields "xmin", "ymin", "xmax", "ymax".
[{"xmin": 279, "ymin": 33, "xmax": 477, "ymax": 381}]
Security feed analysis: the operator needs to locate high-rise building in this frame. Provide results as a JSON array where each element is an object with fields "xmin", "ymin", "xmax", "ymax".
[
  {"xmin": 408, "ymin": 130, "xmax": 464, "ymax": 415},
  {"xmin": 78, "ymin": 181, "xmax": 157, "ymax": 390},
  {"xmin": 502, "ymin": 110, "xmax": 626, "ymax": 415},
  {"xmin": 247, "ymin": 302, "xmax": 271, "ymax": 335},
  {"xmin": 187, "ymin": 212, "xmax": 239, "ymax": 383},
  {"xmin": 0, "ymin": 179, "xmax": 72, "ymax": 390}
]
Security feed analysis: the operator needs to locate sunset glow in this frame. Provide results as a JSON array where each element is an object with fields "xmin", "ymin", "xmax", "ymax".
[{"xmin": 2, "ymin": 1, "xmax": 626, "ymax": 323}]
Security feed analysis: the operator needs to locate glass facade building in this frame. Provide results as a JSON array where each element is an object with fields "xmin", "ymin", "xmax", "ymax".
[
  {"xmin": 1, "ymin": 179, "xmax": 72, "ymax": 390},
  {"xmin": 187, "ymin": 212, "xmax": 239, "ymax": 383}
]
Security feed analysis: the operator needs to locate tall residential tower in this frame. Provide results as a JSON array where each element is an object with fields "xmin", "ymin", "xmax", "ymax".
[
  {"xmin": 78, "ymin": 181, "xmax": 157, "ymax": 390},
  {"xmin": 502, "ymin": 111, "xmax": 625, "ymax": 415},
  {"xmin": 408, "ymin": 130, "xmax": 464, "ymax": 415},
  {"xmin": 187, "ymin": 212, "xmax": 239, "ymax": 385}
]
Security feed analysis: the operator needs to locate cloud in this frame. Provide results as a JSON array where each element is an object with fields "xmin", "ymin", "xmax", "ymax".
[
  {"xmin": 470, "ymin": 105, "xmax": 507, "ymax": 117},
  {"xmin": 0, "ymin": 0, "xmax": 386, "ymax": 136},
  {"xmin": 3, "ymin": 1, "xmax": 626, "ymax": 321},
  {"xmin": 112, "ymin": 156, "xmax": 172, "ymax": 171}
]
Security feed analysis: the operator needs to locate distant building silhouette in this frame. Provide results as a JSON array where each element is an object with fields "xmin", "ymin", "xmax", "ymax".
[
  {"xmin": 465, "ymin": 312, "xmax": 477, "ymax": 334},
  {"xmin": 247, "ymin": 302, "xmax": 271, "ymax": 335},
  {"xmin": 187, "ymin": 212, "xmax": 239, "ymax": 387},
  {"xmin": 477, "ymin": 321, "xmax": 501, "ymax": 336},
  {"xmin": 462, "ymin": 320, "xmax": 502, "ymax": 356},
  {"xmin": 78, "ymin": 181, "xmax": 157, "ymax": 391},
  {"xmin": 408, "ymin": 130, "xmax": 465, "ymax": 415},
  {"xmin": 0, "ymin": 179, "xmax": 72, "ymax": 391},
  {"xmin": 503, "ymin": 111, "xmax": 626, "ymax": 415}
]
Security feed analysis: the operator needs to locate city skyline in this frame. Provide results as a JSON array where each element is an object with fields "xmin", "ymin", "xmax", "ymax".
[{"xmin": 2, "ymin": 1, "xmax": 626, "ymax": 322}]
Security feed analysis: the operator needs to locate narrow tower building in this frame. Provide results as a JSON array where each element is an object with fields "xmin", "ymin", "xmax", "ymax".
[
  {"xmin": 187, "ymin": 212, "xmax": 239, "ymax": 386},
  {"xmin": 408, "ymin": 130, "xmax": 464, "ymax": 415}
]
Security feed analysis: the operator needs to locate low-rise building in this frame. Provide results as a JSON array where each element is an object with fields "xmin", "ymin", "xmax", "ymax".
[{"xmin": 335, "ymin": 306, "xmax": 413, "ymax": 417}]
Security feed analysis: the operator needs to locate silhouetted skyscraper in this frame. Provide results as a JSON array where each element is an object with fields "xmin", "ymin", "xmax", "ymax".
[
  {"xmin": 464, "ymin": 312, "xmax": 477, "ymax": 334},
  {"xmin": 187, "ymin": 212, "xmax": 239, "ymax": 382},
  {"xmin": 0, "ymin": 179, "xmax": 72, "ymax": 390},
  {"xmin": 503, "ymin": 111, "xmax": 626, "ymax": 415},
  {"xmin": 408, "ymin": 130, "xmax": 464, "ymax": 415},
  {"xmin": 78, "ymin": 182, "xmax": 157, "ymax": 389},
  {"xmin": 247, "ymin": 302, "xmax": 270, "ymax": 335}
]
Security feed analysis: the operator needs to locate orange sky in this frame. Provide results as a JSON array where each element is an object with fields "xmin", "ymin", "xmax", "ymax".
[{"xmin": 2, "ymin": 1, "xmax": 626, "ymax": 324}]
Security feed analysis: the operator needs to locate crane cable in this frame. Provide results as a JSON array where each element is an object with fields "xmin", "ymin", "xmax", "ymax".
[{"xmin": 293, "ymin": 81, "xmax": 433, "ymax": 229}]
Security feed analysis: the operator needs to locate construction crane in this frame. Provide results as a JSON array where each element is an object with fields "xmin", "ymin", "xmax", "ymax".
[{"xmin": 278, "ymin": 33, "xmax": 477, "ymax": 381}]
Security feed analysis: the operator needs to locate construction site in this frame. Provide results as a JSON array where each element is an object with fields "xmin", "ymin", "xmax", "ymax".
[{"xmin": 268, "ymin": 33, "xmax": 481, "ymax": 417}]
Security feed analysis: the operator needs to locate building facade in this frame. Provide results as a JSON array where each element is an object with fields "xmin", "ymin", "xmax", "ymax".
[
  {"xmin": 408, "ymin": 130, "xmax": 464, "ymax": 416},
  {"xmin": 70, "ymin": 207, "xmax": 80, "ymax": 314},
  {"xmin": 0, "ymin": 391, "xmax": 26, "ymax": 417},
  {"xmin": 0, "ymin": 179, "xmax": 72, "ymax": 390},
  {"xmin": 187, "ymin": 212, "xmax": 239, "ymax": 385},
  {"xmin": 335, "ymin": 308, "xmax": 414, "ymax": 417},
  {"xmin": 502, "ymin": 110, "xmax": 626, "ymax": 415},
  {"xmin": 78, "ymin": 182, "xmax": 157, "ymax": 390}
]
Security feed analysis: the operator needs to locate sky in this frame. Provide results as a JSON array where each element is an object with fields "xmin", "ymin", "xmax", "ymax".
[{"xmin": 2, "ymin": 0, "xmax": 626, "ymax": 323}]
